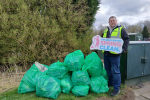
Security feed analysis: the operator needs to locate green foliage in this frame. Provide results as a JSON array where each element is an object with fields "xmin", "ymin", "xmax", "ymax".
[
  {"xmin": 142, "ymin": 25, "xmax": 150, "ymax": 38},
  {"xmin": 72, "ymin": 0, "xmax": 100, "ymax": 27},
  {"xmin": 25, "ymin": 0, "xmax": 100, "ymax": 35},
  {"xmin": 0, "ymin": 0, "xmax": 97, "ymax": 68},
  {"xmin": 86, "ymin": 0, "xmax": 100, "ymax": 26}
]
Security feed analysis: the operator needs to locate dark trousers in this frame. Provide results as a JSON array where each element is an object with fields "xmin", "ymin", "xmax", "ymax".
[{"xmin": 104, "ymin": 55, "xmax": 121, "ymax": 91}]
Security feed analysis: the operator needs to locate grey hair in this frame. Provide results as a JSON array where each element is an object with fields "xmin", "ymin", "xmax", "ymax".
[{"xmin": 109, "ymin": 16, "xmax": 117, "ymax": 20}]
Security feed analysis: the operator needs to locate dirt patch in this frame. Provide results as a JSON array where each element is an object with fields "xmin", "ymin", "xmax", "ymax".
[
  {"xmin": 130, "ymin": 81, "xmax": 150, "ymax": 90},
  {"xmin": 96, "ymin": 87, "xmax": 135, "ymax": 100},
  {"xmin": 118, "ymin": 87, "xmax": 135, "ymax": 100},
  {"xmin": 130, "ymin": 83, "xmax": 145, "ymax": 89}
]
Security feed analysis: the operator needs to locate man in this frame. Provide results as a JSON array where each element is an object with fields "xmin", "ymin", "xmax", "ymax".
[{"xmin": 102, "ymin": 16, "xmax": 129, "ymax": 96}]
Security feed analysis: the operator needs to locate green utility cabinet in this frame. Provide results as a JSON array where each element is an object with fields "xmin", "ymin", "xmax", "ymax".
[
  {"xmin": 98, "ymin": 50, "xmax": 103, "ymax": 60},
  {"xmin": 120, "ymin": 41, "xmax": 150, "ymax": 86},
  {"xmin": 128, "ymin": 33, "xmax": 143, "ymax": 41}
]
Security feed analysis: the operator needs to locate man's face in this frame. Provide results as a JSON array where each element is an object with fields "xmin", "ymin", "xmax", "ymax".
[{"xmin": 109, "ymin": 17, "xmax": 117, "ymax": 28}]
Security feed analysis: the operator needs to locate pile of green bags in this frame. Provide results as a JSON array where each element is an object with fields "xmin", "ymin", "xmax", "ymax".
[
  {"xmin": 18, "ymin": 50, "xmax": 109, "ymax": 99},
  {"xmin": 47, "ymin": 61, "xmax": 68, "ymax": 79},
  {"xmin": 64, "ymin": 50, "xmax": 84, "ymax": 71},
  {"xmin": 36, "ymin": 75, "xmax": 61, "ymax": 99},
  {"xmin": 18, "ymin": 64, "xmax": 48, "ymax": 93}
]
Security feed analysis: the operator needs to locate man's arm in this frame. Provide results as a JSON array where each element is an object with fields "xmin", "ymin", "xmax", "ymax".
[
  {"xmin": 121, "ymin": 28, "xmax": 130, "ymax": 53},
  {"xmin": 101, "ymin": 33, "xmax": 104, "ymax": 37}
]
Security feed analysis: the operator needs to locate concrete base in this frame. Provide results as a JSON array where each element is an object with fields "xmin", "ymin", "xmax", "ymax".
[
  {"xmin": 135, "ymin": 96, "xmax": 149, "ymax": 100},
  {"xmin": 133, "ymin": 83, "xmax": 150, "ymax": 100},
  {"xmin": 123, "ymin": 74, "xmax": 150, "ymax": 86}
]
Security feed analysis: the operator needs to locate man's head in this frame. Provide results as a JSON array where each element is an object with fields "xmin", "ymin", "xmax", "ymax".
[{"xmin": 109, "ymin": 16, "xmax": 117, "ymax": 29}]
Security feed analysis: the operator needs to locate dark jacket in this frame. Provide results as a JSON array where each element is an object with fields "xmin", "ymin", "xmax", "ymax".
[{"xmin": 102, "ymin": 25, "xmax": 130, "ymax": 56}]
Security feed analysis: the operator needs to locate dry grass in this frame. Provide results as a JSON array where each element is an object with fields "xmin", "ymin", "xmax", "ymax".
[{"xmin": 0, "ymin": 71, "xmax": 25, "ymax": 93}]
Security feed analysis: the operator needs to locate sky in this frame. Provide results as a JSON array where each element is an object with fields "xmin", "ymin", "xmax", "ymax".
[{"xmin": 93, "ymin": 0, "xmax": 150, "ymax": 29}]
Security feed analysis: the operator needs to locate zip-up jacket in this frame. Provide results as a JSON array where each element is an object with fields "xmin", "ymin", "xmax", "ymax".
[{"xmin": 101, "ymin": 25, "xmax": 130, "ymax": 56}]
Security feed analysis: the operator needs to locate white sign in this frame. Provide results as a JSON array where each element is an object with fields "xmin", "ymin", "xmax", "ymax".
[{"xmin": 90, "ymin": 35, "xmax": 124, "ymax": 53}]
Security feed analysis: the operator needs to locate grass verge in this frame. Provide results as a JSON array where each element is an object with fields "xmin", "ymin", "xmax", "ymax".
[{"xmin": 0, "ymin": 85, "xmax": 129, "ymax": 100}]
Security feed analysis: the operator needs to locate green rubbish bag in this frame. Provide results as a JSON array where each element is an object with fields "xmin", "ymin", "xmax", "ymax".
[
  {"xmin": 47, "ymin": 61, "xmax": 68, "ymax": 79},
  {"xmin": 71, "ymin": 85, "xmax": 89, "ymax": 96},
  {"xmin": 90, "ymin": 76, "xmax": 109, "ymax": 93},
  {"xmin": 36, "ymin": 75, "xmax": 61, "ymax": 99},
  {"xmin": 64, "ymin": 50, "xmax": 84, "ymax": 71},
  {"xmin": 18, "ymin": 64, "xmax": 48, "ymax": 93},
  {"xmin": 102, "ymin": 68, "xmax": 108, "ymax": 81},
  {"xmin": 82, "ymin": 52, "xmax": 103, "ymax": 77},
  {"xmin": 71, "ymin": 70, "xmax": 90, "ymax": 86},
  {"xmin": 60, "ymin": 73, "xmax": 73, "ymax": 94}
]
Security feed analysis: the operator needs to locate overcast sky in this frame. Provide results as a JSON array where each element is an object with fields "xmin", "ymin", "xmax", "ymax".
[{"xmin": 93, "ymin": 0, "xmax": 150, "ymax": 29}]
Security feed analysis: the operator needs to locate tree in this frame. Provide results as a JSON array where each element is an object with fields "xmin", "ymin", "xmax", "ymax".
[
  {"xmin": 119, "ymin": 22, "xmax": 129, "ymax": 32},
  {"xmin": 143, "ymin": 20, "xmax": 150, "ymax": 37},
  {"xmin": 127, "ymin": 25, "xmax": 142, "ymax": 33},
  {"xmin": 98, "ymin": 24, "xmax": 106, "ymax": 36},
  {"xmin": 0, "ymin": 0, "xmax": 100, "ymax": 67},
  {"xmin": 68, "ymin": 0, "xmax": 100, "ymax": 27},
  {"xmin": 85, "ymin": 0, "xmax": 101, "ymax": 27},
  {"xmin": 142, "ymin": 26, "xmax": 150, "ymax": 39},
  {"xmin": 24, "ymin": 0, "xmax": 100, "ymax": 32}
]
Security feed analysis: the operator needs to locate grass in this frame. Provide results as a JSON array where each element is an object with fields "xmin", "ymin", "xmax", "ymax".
[
  {"xmin": 0, "ymin": 85, "xmax": 126, "ymax": 100},
  {"xmin": 0, "ymin": 70, "xmax": 127, "ymax": 100}
]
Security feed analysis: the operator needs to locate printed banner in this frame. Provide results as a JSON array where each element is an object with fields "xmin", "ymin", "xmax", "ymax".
[{"xmin": 90, "ymin": 35, "xmax": 124, "ymax": 53}]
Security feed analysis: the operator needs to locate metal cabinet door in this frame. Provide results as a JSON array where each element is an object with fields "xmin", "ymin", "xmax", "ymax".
[
  {"xmin": 127, "ymin": 44, "xmax": 145, "ymax": 79},
  {"xmin": 144, "ymin": 44, "xmax": 150, "ymax": 75}
]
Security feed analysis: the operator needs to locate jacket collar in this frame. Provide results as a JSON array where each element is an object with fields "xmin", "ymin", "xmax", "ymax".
[{"xmin": 107, "ymin": 25, "xmax": 121, "ymax": 30}]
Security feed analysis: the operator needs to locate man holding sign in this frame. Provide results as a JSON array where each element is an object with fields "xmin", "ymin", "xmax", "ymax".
[{"xmin": 102, "ymin": 16, "xmax": 129, "ymax": 96}]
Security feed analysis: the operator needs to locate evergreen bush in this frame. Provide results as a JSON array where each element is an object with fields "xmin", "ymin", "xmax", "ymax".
[{"xmin": 0, "ymin": 0, "xmax": 100, "ymax": 70}]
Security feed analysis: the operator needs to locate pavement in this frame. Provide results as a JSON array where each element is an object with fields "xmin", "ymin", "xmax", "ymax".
[{"xmin": 132, "ymin": 81, "xmax": 150, "ymax": 100}]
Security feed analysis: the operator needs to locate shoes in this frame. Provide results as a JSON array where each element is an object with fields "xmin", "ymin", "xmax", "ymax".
[{"xmin": 111, "ymin": 90, "xmax": 120, "ymax": 96}]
